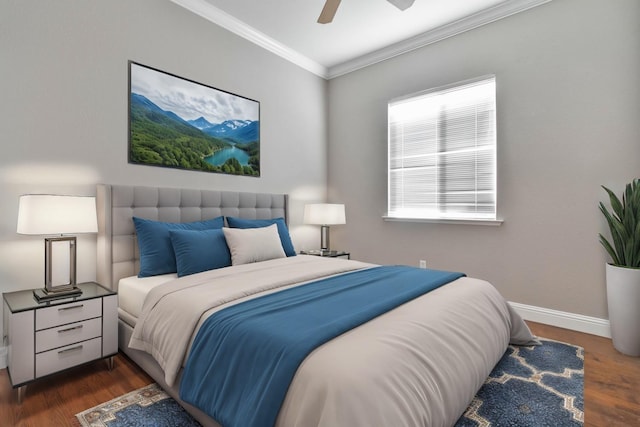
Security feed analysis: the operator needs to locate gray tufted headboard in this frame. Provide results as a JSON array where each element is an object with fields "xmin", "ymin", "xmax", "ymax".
[{"xmin": 96, "ymin": 184, "xmax": 288, "ymax": 291}]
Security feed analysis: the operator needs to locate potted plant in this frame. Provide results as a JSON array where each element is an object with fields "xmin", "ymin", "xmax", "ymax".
[{"xmin": 599, "ymin": 178, "xmax": 640, "ymax": 356}]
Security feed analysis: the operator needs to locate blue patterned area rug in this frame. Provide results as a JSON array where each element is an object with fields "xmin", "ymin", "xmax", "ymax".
[
  {"xmin": 455, "ymin": 338, "xmax": 584, "ymax": 426},
  {"xmin": 76, "ymin": 339, "xmax": 583, "ymax": 427},
  {"xmin": 75, "ymin": 383, "xmax": 200, "ymax": 427}
]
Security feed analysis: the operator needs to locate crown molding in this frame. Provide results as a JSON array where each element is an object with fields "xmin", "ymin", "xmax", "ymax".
[
  {"xmin": 328, "ymin": 0, "xmax": 552, "ymax": 78},
  {"xmin": 170, "ymin": 0, "xmax": 329, "ymax": 79},
  {"xmin": 172, "ymin": 0, "xmax": 552, "ymax": 81}
]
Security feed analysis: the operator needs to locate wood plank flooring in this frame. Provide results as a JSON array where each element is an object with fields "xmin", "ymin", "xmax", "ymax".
[
  {"xmin": 0, "ymin": 321, "xmax": 638, "ymax": 426},
  {"xmin": 0, "ymin": 354, "xmax": 153, "ymax": 427}
]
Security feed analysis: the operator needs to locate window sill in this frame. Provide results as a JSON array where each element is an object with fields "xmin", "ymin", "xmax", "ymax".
[{"xmin": 383, "ymin": 216, "xmax": 503, "ymax": 226}]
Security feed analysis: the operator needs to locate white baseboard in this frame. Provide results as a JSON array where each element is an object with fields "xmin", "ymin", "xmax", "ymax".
[
  {"xmin": 509, "ymin": 302, "xmax": 611, "ymax": 338},
  {"xmin": 0, "ymin": 346, "xmax": 6, "ymax": 369}
]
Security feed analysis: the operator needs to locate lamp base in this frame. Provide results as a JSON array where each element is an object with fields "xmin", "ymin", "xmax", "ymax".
[
  {"xmin": 33, "ymin": 287, "xmax": 82, "ymax": 302},
  {"xmin": 320, "ymin": 225, "xmax": 331, "ymax": 252},
  {"xmin": 45, "ymin": 236, "xmax": 77, "ymax": 290}
]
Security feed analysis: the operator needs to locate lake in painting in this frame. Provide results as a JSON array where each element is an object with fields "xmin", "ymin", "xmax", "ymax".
[{"xmin": 204, "ymin": 146, "xmax": 250, "ymax": 166}]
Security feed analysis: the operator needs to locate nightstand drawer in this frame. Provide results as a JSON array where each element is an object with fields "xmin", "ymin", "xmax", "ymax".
[
  {"xmin": 35, "ymin": 317, "xmax": 102, "ymax": 353},
  {"xmin": 35, "ymin": 298, "xmax": 102, "ymax": 330},
  {"xmin": 36, "ymin": 337, "xmax": 102, "ymax": 378}
]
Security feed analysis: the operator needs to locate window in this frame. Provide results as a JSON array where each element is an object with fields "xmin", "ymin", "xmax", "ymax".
[{"xmin": 386, "ymin": 76, "xmax": 498, "ymax": 223}]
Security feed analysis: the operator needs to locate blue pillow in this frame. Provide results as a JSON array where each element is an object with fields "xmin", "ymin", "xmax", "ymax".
[
  {"xmin": 133, "ymin": 216, "xmax": 224, "ymax": 277},
  {"xmin": 226, "ymin": 217, "xmax": 296, "ymax": 257},
  {"xmin": 169, "ymin": 229, "xmax": 231, "ymax": 277}
]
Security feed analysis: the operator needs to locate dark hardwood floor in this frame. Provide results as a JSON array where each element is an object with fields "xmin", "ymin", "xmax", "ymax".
[
  {"xmin": 0, "ymin": 321, "xmax": 638, "ymax": 426},
  {"xmin": 0, "ymin": 353, "xmax": 153, "ymax": 427}
]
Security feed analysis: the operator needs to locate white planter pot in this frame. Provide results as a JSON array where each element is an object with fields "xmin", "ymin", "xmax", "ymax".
[{"xmin": 606, "ymin": 263, "xmax": 640, "ymax": 356}]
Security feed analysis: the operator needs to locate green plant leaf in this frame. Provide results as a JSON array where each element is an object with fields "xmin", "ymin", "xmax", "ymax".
[
  {"xmin": 602, "ymin": 185, "xmax": 623, "ymax": 221},
  {"xmin": 599, "ymin": 234, "xmax": 620, "ymax": 266},
  {"xmin": 599, "ymin": 180, "xmax": 640, "ymax": 267}
]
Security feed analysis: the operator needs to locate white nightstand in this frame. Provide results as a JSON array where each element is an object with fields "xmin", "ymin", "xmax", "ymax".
[{"xmin": 3, "ymin": 282, "xmax": 117, "ymax": 403}]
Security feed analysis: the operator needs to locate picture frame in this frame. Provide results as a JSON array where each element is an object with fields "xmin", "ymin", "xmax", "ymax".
[{"xmin": 128, "ymin": 61, "xmax": 260, "ymax": 176}]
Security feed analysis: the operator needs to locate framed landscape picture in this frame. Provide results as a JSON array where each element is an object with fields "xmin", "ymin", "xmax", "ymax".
[{"xmin": 128, "ymin": 61, "xmax": 260, "ymax": 176}]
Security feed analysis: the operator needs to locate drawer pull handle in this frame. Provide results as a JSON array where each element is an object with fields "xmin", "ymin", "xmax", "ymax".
[
  {"xmin": 58, "ymin": 304, "xmax": 84, "ymax": 312},
  {"xmin": 58, "ymin": 325, "xmax": 83, "ymax": 333},
  {"xmin": 58, "ymin": 345, "xmax": 83, "ymax": 354}
]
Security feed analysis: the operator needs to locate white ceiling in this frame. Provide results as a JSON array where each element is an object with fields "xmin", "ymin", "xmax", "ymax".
[{"xmin": 171, "ymin": 0, "xmax": 551, "ymax": 79}]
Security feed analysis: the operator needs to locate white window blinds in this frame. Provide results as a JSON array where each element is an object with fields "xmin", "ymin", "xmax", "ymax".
[{"xmin": 387, "ymin": 76, "xmax": 497, "ymax": 221}]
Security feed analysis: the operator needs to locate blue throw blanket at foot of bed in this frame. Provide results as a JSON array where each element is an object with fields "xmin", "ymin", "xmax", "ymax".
[{"xmin": 180, "ymin": 265, "xmax": 465, "ymax": 427}]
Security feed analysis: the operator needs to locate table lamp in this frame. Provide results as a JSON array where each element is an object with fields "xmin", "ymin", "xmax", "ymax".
[
  {"xmin": 17, "ymin": 194, "xmax": 98, "ymax": 301},
  {"xmin": 303, "ymin": 203, "xmax": 346, "ymax": 253}
]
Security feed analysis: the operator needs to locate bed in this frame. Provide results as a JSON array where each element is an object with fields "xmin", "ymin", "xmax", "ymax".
[{"xmin": 96, "ymin": 183, "xmax": 537, "ymax": 427}]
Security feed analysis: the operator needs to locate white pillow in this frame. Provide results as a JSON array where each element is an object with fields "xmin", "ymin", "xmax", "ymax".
[{"xmin": 222, "ymin": 224, "xmax": 286, "ymax": 265}]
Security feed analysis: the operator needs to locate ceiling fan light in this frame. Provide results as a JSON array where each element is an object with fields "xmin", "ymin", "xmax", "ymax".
[{"xmin": 388, "ymin": 0, "xmax": 415, "ymax": 11}]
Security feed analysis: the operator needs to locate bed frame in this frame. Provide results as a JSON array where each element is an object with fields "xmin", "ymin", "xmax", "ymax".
[{"xmin": 96, "ymin": 184, "xmax": 289, "ymax": 427}]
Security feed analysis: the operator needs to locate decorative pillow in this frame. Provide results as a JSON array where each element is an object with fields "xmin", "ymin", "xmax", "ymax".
[
  {"xmin": 169, "ymin": 229, "xmax": 231, "ymax": 277},
  {"xmin": 133, "ymin": 216, "xmax": 224, "ymax": 277},
  {"xmin": 225, "ymin": 217, "xmax": 296, "ymax": 257},
  {"xmin": 222, "ymin": 224, "xmax": 286, "ymax": 265}
]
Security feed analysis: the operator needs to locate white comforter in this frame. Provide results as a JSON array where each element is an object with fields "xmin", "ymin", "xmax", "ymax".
[{"xmin": 129, "ymin": 255, "xmax": 537, "ymax": 427}]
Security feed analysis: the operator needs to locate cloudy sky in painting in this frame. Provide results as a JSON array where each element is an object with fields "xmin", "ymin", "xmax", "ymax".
[{"xmin": 130, "ymin": 63, "xmax": 259, "ymax": 124}]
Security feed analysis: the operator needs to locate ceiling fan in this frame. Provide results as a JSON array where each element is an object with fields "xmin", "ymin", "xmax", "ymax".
[{"xmin": 318, "ymin": 0, "xmax": 416, "ymax": 24}]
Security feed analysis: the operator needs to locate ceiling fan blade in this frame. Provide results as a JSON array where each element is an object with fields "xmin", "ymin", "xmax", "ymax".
[
  {"xmin": 387, "ymin": 0, "xmax": 415, "ymax": 11},
  {"xmin": 318, "ymin": 0, "xmax": 341, "ymax": 24}
]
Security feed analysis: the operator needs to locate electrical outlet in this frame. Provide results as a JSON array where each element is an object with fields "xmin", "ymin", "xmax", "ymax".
[{"xmin": 419, "ymin": 260, "xmax": 427, "ymax": 269}]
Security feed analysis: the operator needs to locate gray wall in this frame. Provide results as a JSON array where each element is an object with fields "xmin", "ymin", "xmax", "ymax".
[
  {"xmin": 0, "ymin": 0, "xmax": 327, "ymax": 328},
  {"xmin": 327, "ymin": 0, "xmax": 640, "ymax": 319}
]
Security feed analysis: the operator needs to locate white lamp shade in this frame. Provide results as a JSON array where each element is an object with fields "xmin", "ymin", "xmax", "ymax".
[
  {"xmin": 17, "ymin": 194, "xmax": 98, "ymax": 235},
  {"xmin": 304, "ymin": 203, "xmax": 346, "ymax": 225}
]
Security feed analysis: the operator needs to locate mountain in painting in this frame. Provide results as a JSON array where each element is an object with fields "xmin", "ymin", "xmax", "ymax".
[
  {"xmin": 186, "ymin": 117, "xmax": 259, "ymax": 144},
  {"xmin": 130, "ymin": 93, "xmax": 193, "ymax": 127},
  {"xmin": 202, "ymin": 120, "xmax": 259, "ymax": 144},
  {"xmin": 187, "ymin": 116, "xmax": 214, "ymax": 130}
]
